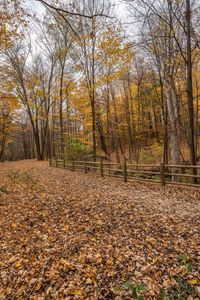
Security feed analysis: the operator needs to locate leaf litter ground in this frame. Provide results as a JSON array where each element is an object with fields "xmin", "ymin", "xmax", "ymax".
[{"xmin": 0, "ymin": 160, "xmax": 199, "ymax": 299}]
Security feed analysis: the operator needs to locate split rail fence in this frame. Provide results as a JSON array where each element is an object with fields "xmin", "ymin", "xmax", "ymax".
[{"xmin": 50, "ymin": 159, "xmax": 200, "ymax": 187}]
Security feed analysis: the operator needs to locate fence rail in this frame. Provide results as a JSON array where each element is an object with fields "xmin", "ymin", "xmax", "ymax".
[{"xmin": 49, "ymin": 159, "xmax": 200, "ymax": 187}]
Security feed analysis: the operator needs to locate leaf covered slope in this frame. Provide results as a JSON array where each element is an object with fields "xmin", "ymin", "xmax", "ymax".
[{"xmin": 0, "ymin": 161, "xmax": 199, "ymax": 299}]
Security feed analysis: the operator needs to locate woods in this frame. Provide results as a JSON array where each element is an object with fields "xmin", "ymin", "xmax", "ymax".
[{"xmin": 1, "ymin": 0, "xmax": 200, "ymax": 172}]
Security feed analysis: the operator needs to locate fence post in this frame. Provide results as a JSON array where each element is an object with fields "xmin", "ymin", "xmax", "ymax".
[
  {"xmin": 123, "ymin": 162, "xmax": 127, "ymax": 182},
  {"xmin": 63, "ymin": 158, "xmax": 66, "ymax": 169},
  {"xmin": 49, "ymin": 158, "xmax": 52, "ymax": 167},
  {"xmin": 100, "ymin": 159, "xmax": 104, "ymax": 177},
  {"xmin": 108, "ymin": 158, "xmax": 111, "ymax": 175},
  {"xmin": 160, "ymin": 163, "xmax": 165, "ymax": 186},
  {"xmin": 56, "ymin": 159, "xmax": 58, "ymax": 168},
  {"xmin": 72, "ymin": 160, "xmax": 75, "ymax": 171},
  {"xmin": 84, "ymin": 161, "xmax": 87, "ymax": 174}
]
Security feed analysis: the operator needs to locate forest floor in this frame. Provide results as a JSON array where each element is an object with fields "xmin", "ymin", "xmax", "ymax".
[{"xmin": 0, "ymin": 160, "xmax": 199, "ymax": 300}]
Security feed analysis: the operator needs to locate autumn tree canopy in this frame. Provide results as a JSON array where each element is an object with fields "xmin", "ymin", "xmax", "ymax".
[{"xmin": 1, "ymin": 0, "xmax": 200, "ymax": 171}]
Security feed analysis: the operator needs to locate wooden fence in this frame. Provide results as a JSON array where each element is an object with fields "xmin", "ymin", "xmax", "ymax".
[{"xmin": 49, "ymin": 159, "xmax": 200, "ymax": 187}]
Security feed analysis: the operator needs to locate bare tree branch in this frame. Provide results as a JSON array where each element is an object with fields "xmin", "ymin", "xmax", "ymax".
[{"xmin": 36, "ymin": 0, "xmax": 113, "ymax": 19}]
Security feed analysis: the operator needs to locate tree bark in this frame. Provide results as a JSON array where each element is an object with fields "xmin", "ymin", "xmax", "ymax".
[{"xmin": 185, "ymin": 0, "xmax": 197, "ymax": 182}]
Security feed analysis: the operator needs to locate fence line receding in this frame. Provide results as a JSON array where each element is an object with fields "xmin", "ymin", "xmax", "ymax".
[{"xmin": 50, "ymin": 159, "xmax": 200, "ymax": 187}]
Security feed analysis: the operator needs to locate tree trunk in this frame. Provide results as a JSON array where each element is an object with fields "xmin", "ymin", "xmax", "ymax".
[{"xmin": 185, "ymin": 0, "xmax": 197, "ymax": 182}]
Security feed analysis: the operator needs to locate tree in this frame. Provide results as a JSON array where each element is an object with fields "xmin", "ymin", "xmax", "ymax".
[
  {"xmin": 0, "ymin": 87, "xmax": 19, "ymax": 162},
  {"xmin": 0, "ymin": 0, "xmax": 26, "ymax": 51},
  {"xmin": 125, "ymin": 0, "xmax": 199, "ymax": 174},
  {"xmin": 185, "ymin": 0, "xmax": 197, "ymax": 180}
]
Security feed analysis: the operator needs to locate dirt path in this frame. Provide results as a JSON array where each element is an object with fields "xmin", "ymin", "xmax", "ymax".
[{"xmin": 0, "ymin": 160, "xmax": 199, "ymax": 299}]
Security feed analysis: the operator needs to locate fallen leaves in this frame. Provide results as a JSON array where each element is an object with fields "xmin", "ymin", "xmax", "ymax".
[
  {"xmin": 11, "ymin": 223, "xmax": 17, "ymax": 228},
  {"xmin": 106, "ymin": 259, "xmax": 115, "ymax": 267},
  {"xmin": 0, "ymin": 160, "xmax": 199, "ymax": 299},
  {"xmin": 188, "ymin": 278, "xmax": 198, "ymax": 285}
]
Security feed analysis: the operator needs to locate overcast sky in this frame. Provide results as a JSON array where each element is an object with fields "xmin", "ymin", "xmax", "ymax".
[{"xmin": 23, "ymin": 0, "xmax": 128, "ymax": 21}]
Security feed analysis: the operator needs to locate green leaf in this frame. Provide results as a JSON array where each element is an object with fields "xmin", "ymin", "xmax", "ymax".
[
  {"xmin": 137, "ymin": 283, "xmax": 146, "ymax": 291},
  {"xmin": 124, "ymin": 282, "xmax": 137, "ymax": 297},
  {"xmin": 176, "ymin": 278, "xmax": 185, "ymax": 291},
  {"xmin": 159, "ymin": 288, "xmax": 166, "ymax": 299},
  {"xmin": 187, "ymin": 262, "xmax": 192, "ymax": 272},
  {"xmin": 132, "ymin": 287, "xmax": 138, "ymax": 298},
  {"xmin": 177, "ymin": 255, "xmax": 188, "ymax": 262},
  {"xmin": 124, "ymin": 282, "xmax": 134, "ymax": 291}
]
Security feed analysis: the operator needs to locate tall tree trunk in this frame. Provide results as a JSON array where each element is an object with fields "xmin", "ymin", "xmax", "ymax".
[
  {"xmin": 166, "ymin": 78, "xmax": 181, "ymax": 180},
  {"xmin": 185, "ymin": 0, "xmax": 197, "ymax": 182},
  {"xmin": 91, "ymin": 18, "xmax": 97, "ymax": 161},
  {"xmin": 59, "ymin": 64, "xmax": 65, "ymax": 157}
]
